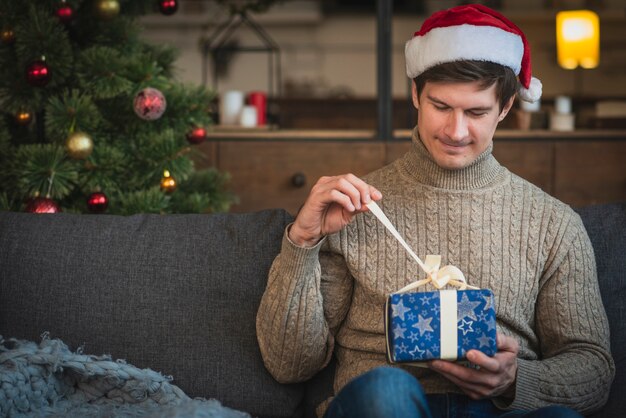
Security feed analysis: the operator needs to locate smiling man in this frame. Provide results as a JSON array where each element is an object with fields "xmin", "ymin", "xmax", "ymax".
[{"xmin": 256, "ymin": 4, "xmax": 614, "ymax": 418}]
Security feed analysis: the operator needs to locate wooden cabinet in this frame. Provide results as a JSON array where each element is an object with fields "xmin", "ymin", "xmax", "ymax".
[
  {"xmin": 213, "ymin": 141, "xmax": 385, "ymax": 214},
  {"xmin": 197, "ymin": 130, "xmax": 626, "ymax": 214}
]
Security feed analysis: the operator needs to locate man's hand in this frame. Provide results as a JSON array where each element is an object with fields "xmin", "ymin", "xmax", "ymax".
[
  {"xmin": 289, "ymin": 174, "xmax": 382, "ymax": 247},
  {"xmin": 428, "ymin": 333, "xmax": 519, "ymax": 400}
]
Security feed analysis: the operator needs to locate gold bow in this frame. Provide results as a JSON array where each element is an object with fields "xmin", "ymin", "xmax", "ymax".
[{"xmin": 396, "ymin": 255, "xmax": 478, "ymax": 294}]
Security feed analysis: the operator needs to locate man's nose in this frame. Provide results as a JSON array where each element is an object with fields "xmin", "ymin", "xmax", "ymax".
[{"xmin": 444, "ymin": 111, "xmax": 469, "ymax": 141}]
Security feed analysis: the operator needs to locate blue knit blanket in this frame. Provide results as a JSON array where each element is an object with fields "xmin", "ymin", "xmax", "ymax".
[{"xmin": 0, "ymin": 333, "xmax": 251, "ymax": 418}]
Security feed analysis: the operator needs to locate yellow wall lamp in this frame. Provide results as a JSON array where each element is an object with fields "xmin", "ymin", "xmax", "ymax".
[{"xmin": 556, "ymin": 10, "xmax": 600, "ymax": 69}]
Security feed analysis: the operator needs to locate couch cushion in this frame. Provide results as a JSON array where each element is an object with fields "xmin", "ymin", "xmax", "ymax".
[
  {"xmin": 0, "ymin": 209, "xmax": 300, "ymax": 418},
  {"xmin": 576, "ymin": 203, "xmax": 626, "ymax": 418}
]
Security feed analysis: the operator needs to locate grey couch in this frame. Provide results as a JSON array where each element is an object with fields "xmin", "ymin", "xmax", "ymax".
[{"xmin": 0, "ymin": 203, "xmax": 624, "ymax": 418}]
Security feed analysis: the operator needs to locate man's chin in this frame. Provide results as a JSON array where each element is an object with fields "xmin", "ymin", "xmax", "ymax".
[{"xmin": 435, "ymin": 155, "xmax": 470, "ymax": 170}]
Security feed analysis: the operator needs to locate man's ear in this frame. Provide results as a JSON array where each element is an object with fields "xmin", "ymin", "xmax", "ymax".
[
  {"xmin": 411, "ymin": 80, "xmax": 420, "ymax": 110},
  {"xmin": 498, "ymin": 95, "xmax": 515, "ymax": 121}
]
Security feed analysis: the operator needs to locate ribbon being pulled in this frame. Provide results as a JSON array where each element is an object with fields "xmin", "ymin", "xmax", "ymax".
[
  {"xmin": 366, "ymin": 201, "xmax": 478, "ymax": 292},
  {"xmin": 367, "ymin": 201, "xmax": 497, "ymax": 363}
]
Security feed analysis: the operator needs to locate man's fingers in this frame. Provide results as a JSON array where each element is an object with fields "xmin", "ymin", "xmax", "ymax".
[
  {"xmin": 497, "ymin": 333, "xmax": 519, "ymax": 353},
  {"xmin": 466, "ymin": 350, "xmax": 501, "ymax": 373},
  {"xmin": 315, "ymin": 174, "xmax": 381, "ymax": 212}
]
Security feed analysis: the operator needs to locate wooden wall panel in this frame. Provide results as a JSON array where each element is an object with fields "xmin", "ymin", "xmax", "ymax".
[
  {"xmin": 492, "ymin": 141, "xmax": 554, "ymax": 195},
  {"xmin": 554, "ymin": 141, "xmax": 626, "ymax": 207}
]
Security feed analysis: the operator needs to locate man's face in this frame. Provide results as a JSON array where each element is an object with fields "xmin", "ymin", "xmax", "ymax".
[{"xmin": 412, "ymin": 80, "xmax": 513, "ymax": 170}]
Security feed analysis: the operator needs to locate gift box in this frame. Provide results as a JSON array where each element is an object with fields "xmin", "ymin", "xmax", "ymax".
[{"xmin": 385, "ymin": 289, "xmax": 497, "ymax": 363}]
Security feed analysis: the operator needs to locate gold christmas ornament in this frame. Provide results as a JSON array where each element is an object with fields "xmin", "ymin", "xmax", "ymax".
[
  {"xmin": 95, "ymin": 0, "xmax": 120, "ymax": 20},
  {"xmin": 15, "ymin": 110, "xmax": 33, "ymax": 126},
  {"xmin": 65, "ymin": 131, "xmax": 94, "ymax": 159},
  {"xmin": 160, "ymin": 170, "xmax": 176, "ymax": 193},
  {"xmin": 1, "ymin": 28, "xmax": 15, "ymax": 44}
]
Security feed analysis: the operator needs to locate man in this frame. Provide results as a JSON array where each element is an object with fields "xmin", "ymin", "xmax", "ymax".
[{"xmin": 256, "ymin": 4, "xmax": 614, "ymax": 417}]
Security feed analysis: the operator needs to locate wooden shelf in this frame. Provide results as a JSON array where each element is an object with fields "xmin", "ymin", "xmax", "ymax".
[{"xmin": 195, "ymin": 129, "xmax": 626, "ymax": 214}]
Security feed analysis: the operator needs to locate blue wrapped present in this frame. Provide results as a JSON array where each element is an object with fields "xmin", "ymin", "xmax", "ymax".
[{"xmin": 385, "ymin": 289, "xmax": 497, "ymax": 363}]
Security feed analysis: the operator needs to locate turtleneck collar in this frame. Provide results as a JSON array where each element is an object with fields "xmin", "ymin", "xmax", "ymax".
[{"xmin": 400, "ymin": 126, "xmax": 505, "ymax": 190}]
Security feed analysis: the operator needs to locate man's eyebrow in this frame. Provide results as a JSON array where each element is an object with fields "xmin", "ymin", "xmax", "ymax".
[{"xmin": 426, "ymin": 94, "xmax": 493, "ymax": 111}]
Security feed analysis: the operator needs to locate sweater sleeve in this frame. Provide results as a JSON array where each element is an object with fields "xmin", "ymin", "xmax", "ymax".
[
  {"xmin": 256, "ymin": 225, "xmax": 354, "ymax": 384},
  {"xmin": 505, "ymin": 212, "xmax": 615, "ymax": 414}
]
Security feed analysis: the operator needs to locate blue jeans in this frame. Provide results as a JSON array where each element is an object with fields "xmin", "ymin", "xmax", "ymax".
[{"xmin": 323, "ymin": 367, "xmax": 583, "ymax": 418}]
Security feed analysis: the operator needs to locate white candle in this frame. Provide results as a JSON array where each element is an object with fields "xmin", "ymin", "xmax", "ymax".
[
  {"xmin": 220, "ymin": 90, "xmax": 244, "ymax": 125},
  {"xmin": 555, "ymin": 95, "xmax": 572, "ymax": 114},
  {"xmin": 240, "ymin": 105, "xmax": 258, "ymax": 127}
]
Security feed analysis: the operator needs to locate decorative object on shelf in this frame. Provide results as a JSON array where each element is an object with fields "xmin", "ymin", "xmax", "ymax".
[
  {"xmin": 515, "ymin": 99, "xmax": 546, "ymax": 131},
  {"xmin": 25, "ymin": 196, "xmax": 61, "ymax": 213},
  {"xmin": 158, "ymin": 0, "xmax": 178, "ymax": 15},
  {"xmin": 220, "ymin": 90, "xmax": 244, "ymax": 125},
  {"xmin": 239, "ymin": 105, "xmax": 258, "ymax": 127},
  {"xmin": 133, "ymin": 87, "xmax": 167, "ymax": 121},
  {"xmin": 87, "ymin": 191, "xmax": 108, "ymax": 213},
  {"xmin": 556, "ymin": 9, "xmax": 599, "ymax": 70},
  {"xmin": 186, "ymin": 127, "xmax": 207, "ymax": 144},
  {"xmin": 66, "ymin": 131, "xmax": 94, "ymax": 159},
  {"xmin": 26, "ymin": 57, "xmax": 51, "ymax": 87},
  {"xmin": 160, "ymin": 170, "xmax": 176, "ymax": 193},
  {"xmin": 95, "ymin": 0, "xmax": 121, "ymax": 20},
  {"xmin": 15, "ymin": 110, "xmax": 33, "ymax": 126},
  {"xmin": 55, "ymin": 0, "xmax": 74, "ymax": 24},
  {"xmin": 201, "ymin": 10, "xmax": 281, "ymax": 98},
  {"xmin": 1, "ymin": 28, "xmax": 16, "ymax": 45},
  {"xmin": 248, "ymin": 91, "xmax": 267, "ymax": 126},
  {"xmin": 550, "ymin": 95, "xmax": 575, "ymax": 131}
]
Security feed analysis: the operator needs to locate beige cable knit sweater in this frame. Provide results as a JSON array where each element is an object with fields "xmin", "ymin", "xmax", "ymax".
[{"xmin": 256, "ymin": 128, "xmax": 615, "ymax": 416}]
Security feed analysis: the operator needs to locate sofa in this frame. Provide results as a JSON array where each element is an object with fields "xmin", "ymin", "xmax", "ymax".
[{"xmin": 0, "ymin": 203, "xmax": 624, "ymax": 418}]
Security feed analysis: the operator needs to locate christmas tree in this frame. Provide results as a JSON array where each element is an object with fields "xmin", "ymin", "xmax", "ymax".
[{"xmin": 0, "ymin": 0, "xmax": 235, "ymax": 214}]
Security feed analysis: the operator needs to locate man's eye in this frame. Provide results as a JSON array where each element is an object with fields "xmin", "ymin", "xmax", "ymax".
[
  {"xmin": 469, "ymin": 111, "xmax": 487, "ymax": 117},
  {"xmin": 434, "ymin": 105, "xmax": 448, "ymax": 111}
]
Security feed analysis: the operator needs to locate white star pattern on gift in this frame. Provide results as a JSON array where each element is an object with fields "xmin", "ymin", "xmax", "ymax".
[
  {"xmin": 410, "ymin": 345, "xmax": 426, "ymax": 357},
  {"xmin": 393, "ymin": 324, "xmax": 407, "ymax": 339},
  {"xmin": 392, "ymin": 299, "xmax": 411, "ymax": 321},
  {"xmin": 458, "ymin": 318, "xmax": 474, "ymax": 335},
  {"xmin": 414, "ymin": 314, "xmax": 434, "ymax": 336},
  {"xmin": 457, "ymin": 293, "xmax": 481, "ymax": 320},
  {"xmin": 482, "ymin": 293, "xmax": 494, "ymax": 311},
  {"xmin": 478, "ymin": 332, "xmax": 493, "ymax": 348}
]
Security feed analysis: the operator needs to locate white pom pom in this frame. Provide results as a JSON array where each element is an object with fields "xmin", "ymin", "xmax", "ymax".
[{"xmin": 518, "ymin": 77, "xmax": 542, "ymax": 103}]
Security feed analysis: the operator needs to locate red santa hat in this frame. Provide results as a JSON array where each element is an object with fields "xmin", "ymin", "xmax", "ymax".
[{"xmin": 405, "ymin": 4, "xmax": 542, "ymax": 103}]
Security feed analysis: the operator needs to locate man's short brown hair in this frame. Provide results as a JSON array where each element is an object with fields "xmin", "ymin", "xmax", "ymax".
[{"xmin": 413, "ymin": 60, "xmax": 518, "ymax": 112}]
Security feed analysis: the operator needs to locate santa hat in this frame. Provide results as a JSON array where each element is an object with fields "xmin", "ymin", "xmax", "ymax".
[{"xmin": 405, "ymin": 4, "xmax": 542, "ymax": 102}]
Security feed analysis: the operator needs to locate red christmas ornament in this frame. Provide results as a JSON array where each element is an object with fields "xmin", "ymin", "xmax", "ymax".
[
  {"xmin": 55, "ymin": 2, "xmax": 74, "ymax": 24},
  {"xmin": 159, "ymin": 0, "xmax": 178, "ymax": 15},
  {"xmin": 87, "ymin": 192, "xmax": 108, "ymax": 213},
  {"xmin": 25, "ymin": 197, "xmax": 61, "ymax": 213},
  {"xmin": 26, "ymin": 59, "xmax": 51, "ymax": 87},
  {"xmin": 186, "ymin": 127, "xmax": 206, "ymax": 144},
  {"xmin": 133, "ymin": 87, "xmax": 167, "ymax": 121}
]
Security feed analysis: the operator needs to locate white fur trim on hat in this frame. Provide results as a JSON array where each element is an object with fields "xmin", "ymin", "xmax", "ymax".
[
  {"xmin": 518, "ymin": 76, "xmax": 542, "ymax": 103},
  {"xmin": 405, "ymin": 24, "xmax": 524, "ymax": 79}
]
